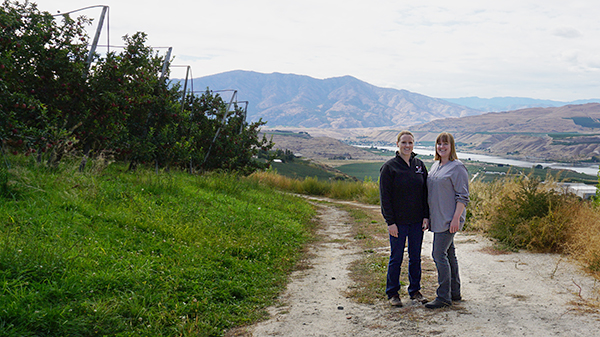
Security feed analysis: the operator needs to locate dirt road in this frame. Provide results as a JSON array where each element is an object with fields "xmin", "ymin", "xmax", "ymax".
[{"xmin": 238, "ymin": 198, "xmax": 600, "ymax": 336}]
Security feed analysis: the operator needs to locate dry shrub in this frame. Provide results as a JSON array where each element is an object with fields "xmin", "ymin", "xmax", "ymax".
[
  {"xmin": 565, "ymin": 201, "xmax": 600, "ymax": 274},
  {"xmin": 469, "ymin": 173, "xmax": 600, "ymax": 275},
  {"xmin": 356, "ymin": 180, "xmax": 379, "ymax": 205},
  {"xmin": 249, "ymin": 170, "xmax": 303, "ymax": 193},
  {"xmin": 518, "ymin": 197, "xmax": 575, "ymax": 253},
  {"xmin": 467, "ymin": 176, "xmax": 521, "ymax": 232}
]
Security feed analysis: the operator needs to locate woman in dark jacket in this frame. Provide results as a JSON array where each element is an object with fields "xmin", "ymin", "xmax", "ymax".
[{"xmin": 379, "ymin": 130, "xmax": 430, "ymax": 307}]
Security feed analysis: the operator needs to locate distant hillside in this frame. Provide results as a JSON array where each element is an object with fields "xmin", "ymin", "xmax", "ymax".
[
  {"xmin": 185, "ymin": 70, "xmax": 481, "ymax": 129},
  {"xmin": 259, "ymin": 104, "xmax": 600, "ymax": 163},
  {"xmin": 411, "ymin": 103, "xmax": 600, "ymax": 133},
  {"xmin": 408, "ymin": 103, "xmax": 600, "ymax": 162},
  {"xmin": 264, "ymin": 130, "xmax": 384, "ymax": 161},
  {"xmin": 443, "ymin": 96, "xmax": 600, "ymax": 112}
]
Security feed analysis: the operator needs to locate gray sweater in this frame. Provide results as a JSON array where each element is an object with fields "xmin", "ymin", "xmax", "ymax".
[{"xmin": 427, "ymin": 160, "xmax": 470, "ymax": 233}]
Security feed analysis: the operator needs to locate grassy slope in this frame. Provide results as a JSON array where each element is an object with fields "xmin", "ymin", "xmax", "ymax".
[
  {"xmin": 270, "ymin": 160, "xmax": 337, "ymax": 180},
  {"xmin": 0, "ymin": 158, "xmax": 315, "ymax": 336}
]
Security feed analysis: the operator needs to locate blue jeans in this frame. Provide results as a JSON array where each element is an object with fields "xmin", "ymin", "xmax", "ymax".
[
  {"xmin": 432, "ymin": 230, "xmax": 460, "ymax": 304},
  {"xmin": 386, "ymin": 222, "xmax": 424, "ymax": 299}
]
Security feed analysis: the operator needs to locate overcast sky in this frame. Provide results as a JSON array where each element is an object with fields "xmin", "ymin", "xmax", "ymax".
[{"xmin": 37, "ymin": 0, "xmax": 600, "ymax": 101}]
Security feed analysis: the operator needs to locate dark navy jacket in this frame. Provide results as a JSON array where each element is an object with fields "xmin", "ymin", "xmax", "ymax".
[{"xmin": 379, "ymin": 152, "xmax": 429, "ymax": 226}]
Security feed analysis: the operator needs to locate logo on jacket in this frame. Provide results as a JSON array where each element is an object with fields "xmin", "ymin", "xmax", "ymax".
[{"xmin": 415, "ymin": 165, "xmax": 423, "ymax": 174}]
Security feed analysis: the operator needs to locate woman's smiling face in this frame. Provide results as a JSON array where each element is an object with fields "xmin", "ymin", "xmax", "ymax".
[
  {"xmin": 436, "ymin": 140, "xmax": 450, "ymax": 159},
  {"xmin": 397, "ymin": 134, "xmax": 414, "ymax": 157}
]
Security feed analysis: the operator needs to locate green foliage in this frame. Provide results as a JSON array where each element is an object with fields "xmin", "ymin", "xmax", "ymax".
[
  {"xmin": 336, "ymin": 162, "xmax": 384, "ymax": 182},
  {"xmin": 0, "ymin": 0, "xmax": 89, "ymax": 164},
  {"xmin": 0, "ymin": 159, "xmax": 315, "ymax": 336},
  {"xmin": 0, "ymin": 1, "xmax": 271, "ymax": 175},
  {"xmin": 329, "ymin": 180, "xmax": 379, "ymax": 204},
  {"xmin": 301, "ymin": 176, "xmax": 331, "ymax": 195},
  {"xmin": 488, "ymin": 177, "xmax": 571, "ymax": 252},
  {"xmin": 273, "ymin": 149, "xmax": 296, "ymax": 162}
]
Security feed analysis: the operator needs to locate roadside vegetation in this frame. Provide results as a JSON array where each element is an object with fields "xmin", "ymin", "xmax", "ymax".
[{"xmin": 250, "ymin": 169, "xmax": 379, "ymax": 205}]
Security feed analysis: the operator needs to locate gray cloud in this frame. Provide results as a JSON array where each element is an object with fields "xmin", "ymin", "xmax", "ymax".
[{"xmin": 553, "ymin": 27, "xmax": 583, "ymax": 38}]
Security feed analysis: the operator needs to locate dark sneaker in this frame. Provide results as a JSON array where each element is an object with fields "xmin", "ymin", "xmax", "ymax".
[
  {"xmin": 452, "ymin": 295, "xmax": 462, "ymax": 302},
  {"xmin": 424, "ymin": 298, "xmax": 451, "ymax": 309},
  {"xmin": 389, "ymin": 295, "xmax": 403, "ymax": 307},
  {"xmin": 410, "ymin": 291, "xmax": 428, "ymax": 304}
]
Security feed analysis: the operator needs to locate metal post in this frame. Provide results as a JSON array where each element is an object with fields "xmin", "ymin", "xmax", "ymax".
[
  {"xmin": 202, "ymin": 90, "xmax": 237, "ymax": 168},
  {"xmin": 181, "ymin": 66, "xmax": 190, "ymax": 112},
  {"xmin": 238, "ymin": 101, "xmax": 248, "ymax": 134},
  {"xmin": 84, "ymin": 5, "xmax": 108, "ymax": 78},
  {"xmin": 160, "ymin": 47, "xmax": 172, "ymax": 81}
]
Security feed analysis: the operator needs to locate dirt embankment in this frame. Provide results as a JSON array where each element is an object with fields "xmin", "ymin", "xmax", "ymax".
[{"xmin": 232, "ymin": 198, "xmax": 600, "ymax": 337}]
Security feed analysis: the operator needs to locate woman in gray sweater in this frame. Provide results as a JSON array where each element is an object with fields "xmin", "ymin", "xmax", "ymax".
[{"xmin": 424, "ymin": 132, "xmax": 470, "ymax": 309}]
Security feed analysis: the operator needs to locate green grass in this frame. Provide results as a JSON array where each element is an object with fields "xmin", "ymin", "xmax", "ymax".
[
  {"xmin": 336, "ymin": 162, "xmax": 384, "ymax": 182},
  {"xmin": 270, "ymin": 159, "xmax": 364, "ymax": 181},
  {"xmin": 0, "ymin": 156, "xmax": 316, "ymax": 336},
  {"xmin": 270, "ymin": 160, "xmax": 338, "ymax": 180}
]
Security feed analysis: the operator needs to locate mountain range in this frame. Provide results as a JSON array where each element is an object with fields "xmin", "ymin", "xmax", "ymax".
[
  {"xmin": 443, "ymin": 97, "xmax": 600, "ymax": 112},
  {"xmin": 182, "ymin": 70, "xmax": 600, "ymax": 129},
  {"xmin": 183, "ymin": 70, "xmax": 600, "ymax": 162},
  {"xmin": 186, "ymin": 70, "xmax": 479, "ymax": 129}
]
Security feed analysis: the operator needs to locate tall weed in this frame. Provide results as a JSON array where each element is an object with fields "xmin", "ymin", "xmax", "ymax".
[
  {"xmin": 467, "ymin": 177, "xmax": 520, "ymax": 232},
  {"xmin": 301, "ymin": 176, "xmax": 331, "ymax": 195},
  {"xmin": 249, "ymin": 170, "xmax": 380, "ymax": 205},
  {"xmin": 564, "ymin": 201, "xmax": 600, "ymax": 274}
]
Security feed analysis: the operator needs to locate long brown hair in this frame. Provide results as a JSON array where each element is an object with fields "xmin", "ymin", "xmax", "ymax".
[{"xmin": 434, "ymin": 132, "xmax": 458, "ymax": 161}]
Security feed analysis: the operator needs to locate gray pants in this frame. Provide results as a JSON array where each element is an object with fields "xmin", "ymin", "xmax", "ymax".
[{"xmin": 432, "ymin": 230, "xmax": 460, "ymax": 304}]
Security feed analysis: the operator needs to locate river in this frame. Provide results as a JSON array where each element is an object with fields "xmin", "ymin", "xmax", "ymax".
[{"xmin": 360, "ymin": 145, "xmax": 600, "ymax": 176}]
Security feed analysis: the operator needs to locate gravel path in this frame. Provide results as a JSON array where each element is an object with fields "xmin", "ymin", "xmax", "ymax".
[{"xmin": 237, "ymin": 198, "xmax": 600, "ymax": 337}]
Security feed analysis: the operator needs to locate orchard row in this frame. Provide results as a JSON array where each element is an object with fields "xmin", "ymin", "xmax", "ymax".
[{"xmin": 0, "ymin": 1, "xmax": 271, "ymax": 173}]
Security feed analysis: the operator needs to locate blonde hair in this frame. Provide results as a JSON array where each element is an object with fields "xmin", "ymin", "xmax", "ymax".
[
  {"xmin": 434, "ymin": 132, "xmax": 458, "ymax": 161},
  {"xmin": 396, "ymin": 130, "xmax": 414, "ymax": 143}
]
